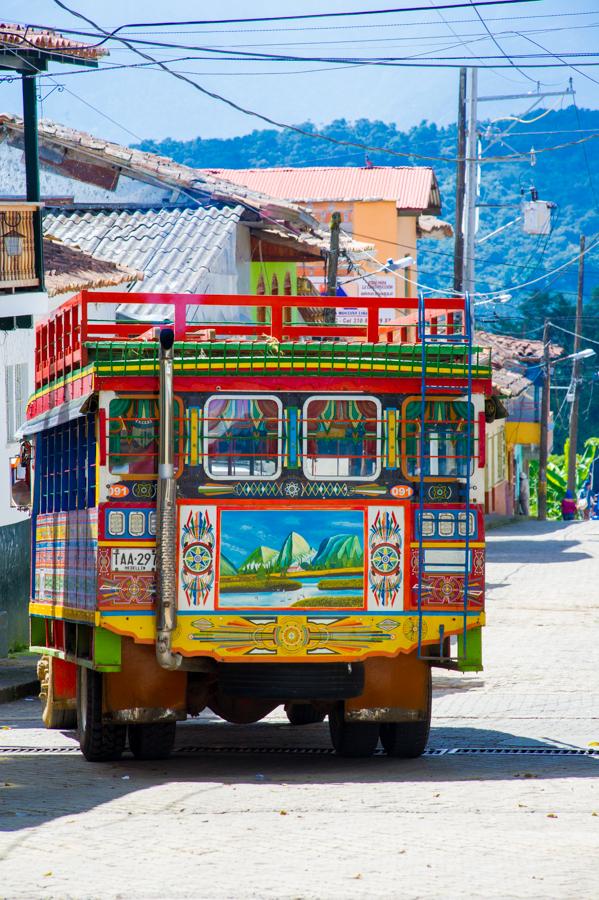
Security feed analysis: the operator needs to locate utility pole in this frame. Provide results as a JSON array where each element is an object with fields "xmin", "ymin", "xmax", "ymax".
[
  {"xmin": 538, "ymin": 318, "xmax": 551, "ymax": 520},
  {"xmin": 453, "ymin": 67, "xmax": 467, "ymax": 294},
  {"xmin": 567, "ymin": 234, "xmax": 585, "ymax": 494},
  {"xmin": 463, "ymin": 67, "xmax": 478, "ymax": 299},
  {"xmin": 326, "ymin": 212, "xmax": 341, "ymax": 296}
]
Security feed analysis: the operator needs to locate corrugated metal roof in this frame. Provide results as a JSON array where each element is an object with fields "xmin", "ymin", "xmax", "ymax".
[
  {"xmin": 43, "ymin": 205, "xmax": 244, "ymax": 294},
  {"xmin": 202, "ymin": 167, "xmax": 439, "ymax": 211}
]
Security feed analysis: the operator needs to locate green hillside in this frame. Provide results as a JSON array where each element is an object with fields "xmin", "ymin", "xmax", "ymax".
[{"xmin": 135, "ymin": 106, "xmax": 599, "ymax": 302}]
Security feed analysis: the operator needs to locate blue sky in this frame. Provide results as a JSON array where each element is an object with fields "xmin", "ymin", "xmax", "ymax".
[
  {"xmin": 220, "ymin": 508, "xmax": 364, "ymax": 566},
  {"xmin": 3, "ymin": 1, "xmax": 598, "ymax": 144}
]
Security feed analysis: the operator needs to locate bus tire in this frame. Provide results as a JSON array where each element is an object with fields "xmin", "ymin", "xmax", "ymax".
[
  {"xmin": 328, "ymin": 703, "xmax": 379, "ymax": 758},
  {"xmin": 77, "ymin": 666, "xmax": 126, "ymax": 762},
  {"xmin": 38, "ymin": 656, "xmax": 77, "ymax": 730},
  {"xmin": 379, "ymin": 667, "xmax": 432, "ymax": 759},
  {"xmin": 128, "ymin": 722, "xmax": 177, "ymax": 760},
  {"xmin": 285, "ymin": 703, "xmax": 326, "ymax": 726}
]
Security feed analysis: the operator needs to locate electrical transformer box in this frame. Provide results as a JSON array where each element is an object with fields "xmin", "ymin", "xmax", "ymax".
[{"xmin": 522, "ymin": 200, "xmax": 553, "ymax": 236}]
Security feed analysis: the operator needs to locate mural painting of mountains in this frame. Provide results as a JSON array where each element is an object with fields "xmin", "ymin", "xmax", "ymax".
[{"xmin": 218, "ymin": 509, "xmax": 365, "ymax": 610}]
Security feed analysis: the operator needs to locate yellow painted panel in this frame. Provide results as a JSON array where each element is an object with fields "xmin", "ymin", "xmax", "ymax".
[
  {"xmin": 190, "ymin": 407, "xmax": 199, "ymax": 466},
  {"xmin": 505, "ymin": 421, "xmax": 540, "ymax": 446},
  {"xmin": 169, "ymin": 612, "xmax": 484, "ymax": 663},
  {"xmin": 30, "ymin": 602, "xmax": 98, "ymax": 624}
]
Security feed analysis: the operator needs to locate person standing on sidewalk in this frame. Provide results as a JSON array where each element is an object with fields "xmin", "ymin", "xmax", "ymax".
[
  {"xmin": 561, "ymin": 489, "xmax": 578, "ymax": 521},
  {"xmin": 578, "ymin": 479, "xmax": 592, "ymax": 521}
]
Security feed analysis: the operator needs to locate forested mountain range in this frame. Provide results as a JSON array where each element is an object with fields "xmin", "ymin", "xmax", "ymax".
[
  {"xmin": 135, "ymin": 107, "xmax": 599, "ymax": 450},
  {"xmin": 135, "ymin": 105, "xmax": 599, "ymax": 302}
]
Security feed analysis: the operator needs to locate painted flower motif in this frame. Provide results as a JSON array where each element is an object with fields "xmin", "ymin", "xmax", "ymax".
[{"xmin": 371, "ymin": 542, "xmax": 400, "ymax": 575}]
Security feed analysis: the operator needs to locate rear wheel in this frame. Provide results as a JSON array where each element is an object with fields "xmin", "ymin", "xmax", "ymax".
[
  {"xmin": 77, "ymin": 666, "xmax": 126, "ymax": 762},
  {"xmin": 329, "ymin": 703, "xmax": 379, "ymax": 758},
  {"xmin": 379, "ymin": 666, "xmax": 432, "ymax": 759},
  {"xmin": 128, "ymin": 721, "xmax": 177, "ymax": 760},
  {"xmin": 285, "ymin": 703, "xmax": 326, "ymax": 726}
]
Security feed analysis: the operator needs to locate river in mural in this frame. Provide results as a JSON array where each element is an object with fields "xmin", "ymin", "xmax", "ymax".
[{"xmin": 218, "ymin": 508, "xmax": 365, "ymax": 609}]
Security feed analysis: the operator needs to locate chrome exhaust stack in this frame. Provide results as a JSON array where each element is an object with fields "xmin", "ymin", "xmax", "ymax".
[{"xmin": 155, "ymin": 327, "xmax": 181, "ymax": 670}]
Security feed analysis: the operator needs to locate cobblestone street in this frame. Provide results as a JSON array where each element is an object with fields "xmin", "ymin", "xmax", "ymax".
[{"xmin": 1, "ymin": 519, "xmax": 598, "ymax": 900}]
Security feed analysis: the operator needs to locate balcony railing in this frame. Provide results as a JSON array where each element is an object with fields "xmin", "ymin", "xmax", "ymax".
[{"xmin": 0, "ymin": 202, "xmax": 39, "ymax": 291}]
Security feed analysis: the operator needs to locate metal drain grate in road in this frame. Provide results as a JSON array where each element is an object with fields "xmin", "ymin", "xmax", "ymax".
[{"xmin": 0, "ymin": 745, "xmax": 598, "ymax": 757}]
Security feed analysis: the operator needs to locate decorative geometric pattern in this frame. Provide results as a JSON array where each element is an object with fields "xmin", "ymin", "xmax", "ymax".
[
  {"xmin": 183, "ymin": 541, "xmax": 213, "ymax": 575},
  {"xmin": 178, "ymin": 506, "xmax": 216, "ymax": 608},
  {"xmin": 34, "ymin": 510, "xmax": 97, "ymax": 610},
  {"xmin": 368, "ymin": 508, "xmax": 404, "ymax": 608},
  {"xmin": 409, "ymin": 548, "xmax": 484, "ymax": 609}
]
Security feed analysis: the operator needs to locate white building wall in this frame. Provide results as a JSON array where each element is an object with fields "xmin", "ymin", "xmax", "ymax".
[{"xmin": 0, "ymin": 327, "xmax": 35, "ymax": 527}]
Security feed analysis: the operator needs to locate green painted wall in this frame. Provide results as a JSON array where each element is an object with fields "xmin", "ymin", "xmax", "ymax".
[{"xmin": 250, "ymin": 261, "xmax": 297, "ymax": 296}]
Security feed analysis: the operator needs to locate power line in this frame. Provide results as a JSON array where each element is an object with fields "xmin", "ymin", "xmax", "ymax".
[
  {"xmin": 468, "ymin": 0, "xmax": 537, "ymax": 84},
  {"xmin": 52, "ymin": 1, "xmax": 543, "ymax": 38}
]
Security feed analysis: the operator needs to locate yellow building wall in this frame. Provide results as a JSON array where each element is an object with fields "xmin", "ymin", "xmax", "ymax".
[{"xmin": 298, "ymin": 200, "xmax": 420, "ymax": 299}]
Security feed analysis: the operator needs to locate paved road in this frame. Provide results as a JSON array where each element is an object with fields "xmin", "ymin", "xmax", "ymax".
[{"xmin": 1, "ymin": 519, "xmax": 598, "ymax": 899}]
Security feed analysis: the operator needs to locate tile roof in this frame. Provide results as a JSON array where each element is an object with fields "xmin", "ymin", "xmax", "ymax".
[
  {"xmin": 0, "ymin": 24, "xmax": 107, "ymax": 60},
  {"xmin": 476, "ymin": 329, "xmax": 564, "ymax": 398},
  {"xmin": 200, "ymin": 166, "xmax": 440, "ymax": 212},
  {"xmin": 43, "ymin": 205, "xmax": 244, "ymax": 294},
  {"xmin": 476, "ymin": 329, "xmax": 563, "ymax": 365},
  {"xmin": 43, "ymin": 236, "xmax": 141, "ymax": 297},
  {"xmin": 0, "ymin": 115, "xmax": 319, "ymax": 230}
]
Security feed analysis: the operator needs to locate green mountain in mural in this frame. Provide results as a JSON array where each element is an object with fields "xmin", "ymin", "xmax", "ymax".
[
  {"xmin": 276, "ymin": 531, "xmax": 315, "ymax": 571},
  {"xmin": 220, "ymin": 554, "xmax": 237, "ymax": 576},
  {"xmin": 238, "ymin": 545, "xmax": 278, "ymax": 574},
  {"xmin": 311, "ymin": 534, "xmax": 363, "ymax": 570}
]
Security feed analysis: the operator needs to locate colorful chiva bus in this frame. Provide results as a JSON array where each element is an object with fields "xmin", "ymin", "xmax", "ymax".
[{"xmin": 16, "ymin": 291, "xmax": 492, "ymax": 760}]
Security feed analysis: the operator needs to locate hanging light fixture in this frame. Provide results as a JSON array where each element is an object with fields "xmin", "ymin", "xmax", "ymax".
[{"xmin": 1, "ymin": 212, "xmax": 24, "ymax": 258}]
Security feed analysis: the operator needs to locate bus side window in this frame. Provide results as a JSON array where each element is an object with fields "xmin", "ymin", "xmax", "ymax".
[
  {"xmin": 203, "ymin": 394, "xmax": 282, "ymax": 480},
  {"xmin": 107, "ymin": 397, "xmax": 184, "ymax": 477},
  {"xmin": 402, "ymin": 399, "xmax": 474, "ymax": 480},
  {"xmin": 302, "ymin": 395, "xmax": 381, "ymax": 481}
]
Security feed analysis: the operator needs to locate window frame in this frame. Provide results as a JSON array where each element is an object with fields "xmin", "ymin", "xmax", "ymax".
[
  {"xmin": 301, "ymin": 393, "xmax": 382, "ymax": 483},
  {"xmin": 401, "ymin": 396, "xmax": 475, "ymax": 483},
  {"xmin": 202, "ymin": 393, "xmax": 283, "ymax": 482}
]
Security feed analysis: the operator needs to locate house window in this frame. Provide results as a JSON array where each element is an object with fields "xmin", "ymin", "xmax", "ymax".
[
  {"xmin": 402, "ymin": 398, "xmax": 474, "ymax": 480},
  {"xmin": 203, "ymin": 394, "xmax": 282, "ymax": 480},
  {"xmin": 5, "ymin": 362, "xmax": 28, "ymax": 443},
  {"xmin": 302, "ymin": 395, "xmax": 381, "ymax": 481}
]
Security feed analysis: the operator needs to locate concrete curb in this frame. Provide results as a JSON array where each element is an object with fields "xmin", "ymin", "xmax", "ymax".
[{"xmin": 0, "ymin": 678, "xmax": 39, "ymax": 704}]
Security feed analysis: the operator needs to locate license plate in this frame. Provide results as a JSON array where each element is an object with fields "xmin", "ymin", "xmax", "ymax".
[{"xmin": 111, "ymin": 548, "xmax": 156, "ymax": 572}]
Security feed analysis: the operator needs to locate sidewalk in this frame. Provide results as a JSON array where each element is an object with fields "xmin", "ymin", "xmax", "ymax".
[{"xmin": 0, "ymin": 655, "xmax": 39, "ymax": 703}]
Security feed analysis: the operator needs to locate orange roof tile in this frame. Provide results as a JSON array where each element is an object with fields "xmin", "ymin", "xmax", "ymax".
[{"xmin": 0, "ymin": 23, "xmax": 107, "ymax": 60}]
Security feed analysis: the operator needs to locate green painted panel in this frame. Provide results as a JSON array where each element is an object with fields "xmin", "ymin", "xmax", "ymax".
[
  {"xmin": 93, "ymin": 627, "xmax": 121, "ymax": 669},
  {"xmin": 457, "ymin": 626, "xmax": 483, "ymax": 672}
]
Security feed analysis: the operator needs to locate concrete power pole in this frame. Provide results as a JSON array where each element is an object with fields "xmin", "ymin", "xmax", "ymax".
[
  {"xmin": 538, "ymin": 318, "xmax": 551, "ymax": 520},
  {"xmin": 567, "ymin": 234, "xmax": 585, "ymax": 494},
  {"xmin": 326, "ymin": 212, "xmax": 341, "ymax": 296},
  {"xmin": 453, "ymin": 67, "xmax": 467, "ymax": 294},
  {"xmin": 463, "ymin": 67, "xmax": 478, "ymax": 299}
]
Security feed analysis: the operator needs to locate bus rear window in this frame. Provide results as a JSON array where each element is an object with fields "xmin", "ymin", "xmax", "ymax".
[
  {"xmin": 203, "ymin": 395, "xmax": 282, "ymax": 480},
  {"xmin": 302, "ymin": 395, "xmax": 381, "ymax": 481}
]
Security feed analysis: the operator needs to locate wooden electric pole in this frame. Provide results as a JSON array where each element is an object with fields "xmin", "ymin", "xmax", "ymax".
[
  {"xmin": 567, "ymin": 234, "xmax": 585, "ymax": 494},
  {"xmin": 538, "ymin": 318, "xmax": 551, "ymax": 520},
  {"xmin": 453, "ymin": 67, "xmax": 467, "ymax": 294},
  {"xmin": 326, "ymin": 212, "xmax": 341, "ymax": 296}
]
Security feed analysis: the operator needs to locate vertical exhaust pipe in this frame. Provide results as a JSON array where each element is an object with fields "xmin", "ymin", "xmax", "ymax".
[{"xmin": 156, "ymin": 327, "xmax": 181, "ymax": 670}]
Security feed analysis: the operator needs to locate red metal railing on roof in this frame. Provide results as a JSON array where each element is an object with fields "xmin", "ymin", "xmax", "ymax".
[{"xmin": 34, "ymin": 290, "xmax": 468, "ymax": 390}]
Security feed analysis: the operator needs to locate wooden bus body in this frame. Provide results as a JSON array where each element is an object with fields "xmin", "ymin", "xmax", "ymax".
[{"xmin": 18, "ymin": 291, "xmax": 492, "ymax": 760}]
